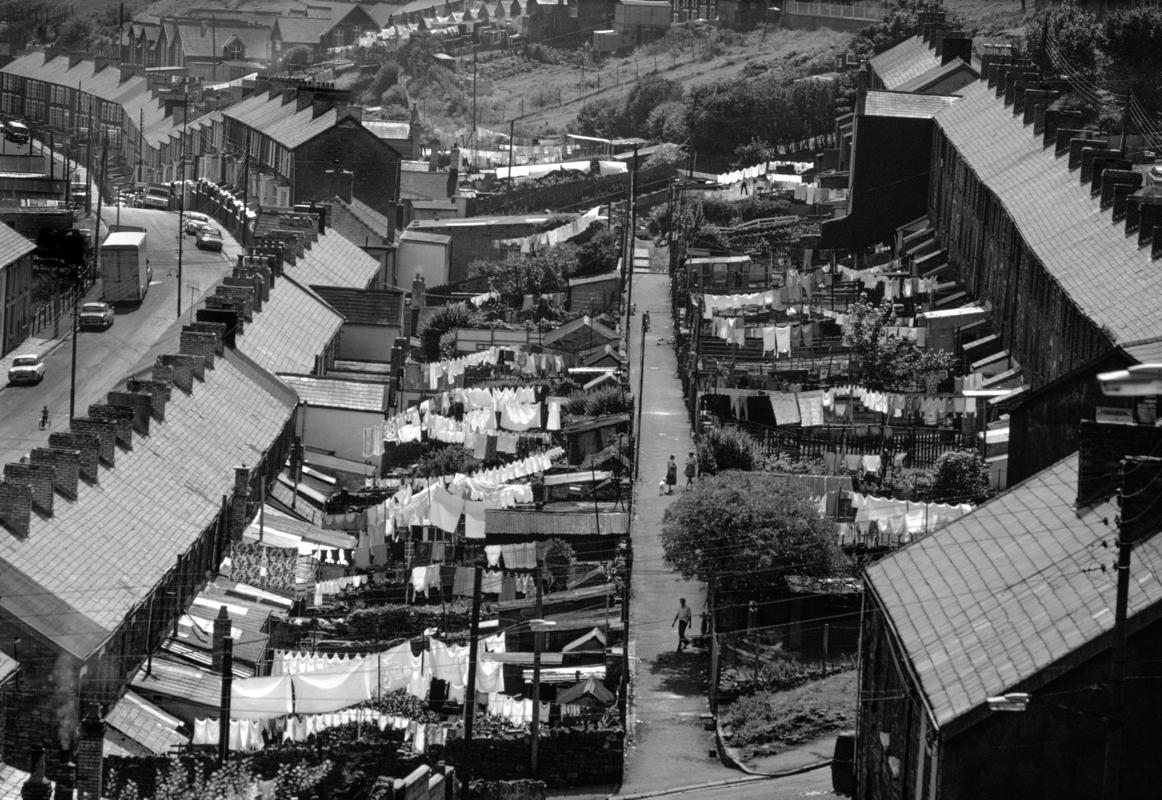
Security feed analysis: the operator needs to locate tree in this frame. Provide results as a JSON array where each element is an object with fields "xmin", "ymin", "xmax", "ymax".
[
  {"xmin": 574, "ymin": 222, "xmax": 619, "ymax": 277},
  {"xmin": 843, "ymin": 297, "xmax": 955, "ymax": 391},
  {"xmin": 543, "ymin": 538, "xmax": 576, "ymax": 590},
  {"xmin": 1024, "ymin": 0, "xmax": 1106, "ymax": 81},
  {"xmin": 646, "ymin": 101, "xmax": 688, "ymax": 142},
  {"xmin": 928, "ymin": 450, "xmax": 991, "ymax": 505},
  {"xmin": 417, "ymin": 302, "xmax": 476, "ymax": 361},
  {"xmin": 621, "ymin": 75, "xmax": 684, "ymax": 135},
  {"xmin": 661, "ymin": 472, "xmax": 848, "ymax": 596},
  {"xmin": 731, "ymin": 138, "xmax": 773, "ymax": 169},
  {"xmin": 282, "ymin": 45, "xmax": 314, "ymax": 71},
  {"xmin": 573, "ymin": 96, "xmax": 624, "ymax": 137},
  {"xmin": 696, "ymin": 427, "xmax": 757, "ymax": 475},
  {"xmin": 414, "ymin": 445, "xmax": 476, "ymax": 477}
]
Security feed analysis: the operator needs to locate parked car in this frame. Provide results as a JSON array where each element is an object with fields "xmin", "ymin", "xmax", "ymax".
[
  {"xmin": 78, "ymin": 301, "xmax": 114, "ymax": 329},
  {"xmin": 8, "ymin": 353, "xmax": 45, "ymax": 384},
  {"xmin": 184, "ymin": 212, "xmax": 212, "ymax": 235},
  {"xmin": 4, "ymin": 120, "xmax": 30, "ymax": 144},
  {"xmin": 196, "ymin": 226, "xmax": 223, "ymax": 252}
]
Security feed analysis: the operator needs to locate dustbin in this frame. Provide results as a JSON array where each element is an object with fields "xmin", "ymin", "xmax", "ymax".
[{"xmin": 831, "ymin": 730, "xmax": 855, "ymax": 795}]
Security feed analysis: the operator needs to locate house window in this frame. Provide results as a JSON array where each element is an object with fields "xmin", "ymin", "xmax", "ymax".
[{"xmin": 223, "ymin": 40, "xmax": 245, "ymax": 61}]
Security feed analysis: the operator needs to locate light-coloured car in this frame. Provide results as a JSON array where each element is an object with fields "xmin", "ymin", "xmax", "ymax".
[
  {"xmin": 184, "ymin": 212, "xmax": 212, "ymax": 235},
  {"xmin": 8, "ymin": 353, "xmax": 45, "ymax": 384},
  {"xmin": 79, "ymin": 301, "xmax": 114, "ymax": 329},
  {"xmin": 196, "ymin": 226, "xmax": 223, "ymax": 252}
]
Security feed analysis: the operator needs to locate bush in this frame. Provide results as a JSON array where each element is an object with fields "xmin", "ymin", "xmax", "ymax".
[
  {"xmin": 696, "ymin": 427, "xmax": 758, "ymax": 474},
  {"xmin": 583, "ymin": 385, "xmax": 630, "ymax": 417},
  {"xmin": 417, "ymin": 303, "xmax": 476, "ymax": 361}
]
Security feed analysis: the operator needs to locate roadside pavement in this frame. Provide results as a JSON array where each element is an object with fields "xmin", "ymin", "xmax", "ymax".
[{"xmin": 617, "ymin": 247, "xmax": 737, "ymax": 796}]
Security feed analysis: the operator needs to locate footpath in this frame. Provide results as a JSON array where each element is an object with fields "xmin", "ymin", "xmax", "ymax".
[{"xmin": 615, "ymin": 254, "xmax": 737, "ymax": 796}]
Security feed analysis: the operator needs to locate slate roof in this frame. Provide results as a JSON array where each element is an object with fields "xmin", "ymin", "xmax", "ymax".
[
  {"xmin": 2, "ymin": 51, "xmax": 172, "ymax": 147},
  {"xmin": 0, "ymin": 221, "xmax": 35, "ymax": 266},
  {"xmin": 311, "ymin": 285, "xmax": 404, "ymax": 326},
  {"xmin": 863, "ymin": 90, "xmax": 960, "ymax": 119},
  {"xmin": 177, "ymin": 21, "xmax": 272, "ymax": 60},
  {"xmin": 273, "ymin": 15, "xmax": 329, "ymax": 44},
  {"xmin": 934, "ymin": 79, "xmax": 1162, "ymax": 346},
  {"xmin": 363, "ymin": 120, "xmax": 413, "ymax": 140},
  {"xmin": 894, "ymin": 57, "xmax": 978, "ymax": 93},
  {"xmin": 237, "ymin": 275, "xmax": 343, "ymax": 374},
  {"xmin": 291, "ymin": 228, "xmax": 384, "ymax": 289},
  {"xmin": 484, "ymin": 508, "xmax": 629, "ymax": 536},
  {"xmin": 868, "ymin": 35, "xmax": 942, "ymax": 90},
  {"xmin": 866, "ymin": 452, "xmax": 1162, "ymax": 732},
  {"xmin": 220, "ymin": 89, "xmax": 359, "ymax": 151},
  {"xmin": 277, "ymin": 374, "xmax": 387, "ymax": 411},
  {"xmin": 104, "ymin": 691, "xmax": 186, "ymax": 756},
  {"xmin": 543, "ymin": 315, "xmax": 618, "ymax": 352},
  {"xmin": 0, "ymin": 349, "xmax": 297, "ymax": 659},
  {"xmin": 400, "ymin": 230, "xmax": 452, "ymax": 246}
]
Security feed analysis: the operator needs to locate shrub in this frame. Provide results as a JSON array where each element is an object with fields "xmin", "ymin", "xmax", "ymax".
[
  {"xmin": 417, "ymin": 303, "xmax": 476, "ymax": 361},
  {"xmin": 696, "ymin": 427, "xmax": 758, "ymax": 474}
]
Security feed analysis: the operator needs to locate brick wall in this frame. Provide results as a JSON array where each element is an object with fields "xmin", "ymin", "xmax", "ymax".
[
  {"xmin": 1076, "ymin": 420, "xmax": 1162, "ymax": 506},
  {"xmin": 295, "ymin": 124, "xmax": 400, "ymax": 218},
  {"xmin": 444, "ymin": 731, "xmax": 623, "ymax": 788}
]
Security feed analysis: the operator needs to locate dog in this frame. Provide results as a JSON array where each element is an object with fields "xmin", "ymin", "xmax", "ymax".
[{"xmin": 659, "ymin": 479, "xmax": 667, "ymax": 496}]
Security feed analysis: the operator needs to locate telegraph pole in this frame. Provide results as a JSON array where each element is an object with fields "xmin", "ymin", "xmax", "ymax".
[
  {"xmin": 530, "ymin": 574, "xmax": 544, "ymax": 776},
  {"xmin": 217, "ymin": 636, "xmax": 233, "ymax": 766},
  {"xmin": 177, "ymin": 88, "xmax": 188, "ymax": 319},
  {"xmin": 462, "ymin": 564, "xmax": 483, "ymax": 740}
]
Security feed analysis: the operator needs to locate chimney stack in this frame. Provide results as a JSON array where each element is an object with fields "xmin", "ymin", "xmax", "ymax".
[
  {"xmin": 447, "ymin": 147, "xmax": 460, "ymax": 198},
  {"xmin": 412, "ymin": 275, "xmax": 426, "ymax": 308},
  {"xmin": 1077, "ymin": 419, "xmax": 1162, "ymax": 506},
  {"xmin": 325, "ymin": 168, "xmax": 354, "ymax": 204},
  {"xmin": 211, "ymin": 606, "xmax": 232, "ymax": 671},
  {"xmin": 230, "ymin": 465, "xmax": 252, "ymax": 541},
  {"xmin": 74, "ymin": 705, "xmax": 104, "ymax": 800},
  {"xmin": 21, "ymin": 746, "xmax": 52, "ymax": 800},
  {"xmin": 52, "ymin": 753, "xmax": 74, "ymax": 800}
]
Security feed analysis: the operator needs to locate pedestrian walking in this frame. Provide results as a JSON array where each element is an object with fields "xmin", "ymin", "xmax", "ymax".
[
  {"xmin": 665, "ymin": 454, "xmax": 677, "ymax": 495},
  {"xmin": 643, "ymin": 310, "xmax": 651, "ymax": 332},
  {"xmin": 672, "ymin": 598, "xmax": 692, "ymax": 651},
  {"xmin": 38, "ymin": 405, "xmax": 49, "ymax": 430},
  {"xmin": 684, "ymin": 451, "xmax": 696, "ymax": 491}
]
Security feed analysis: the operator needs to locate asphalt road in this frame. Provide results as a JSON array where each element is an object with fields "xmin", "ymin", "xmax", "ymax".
[
  {"xmin": 0, "ymin": 205, "xmax": 241, "ymax": 465},
  {"xmin": 634, "ymin": 769, "xmax": 840, "ymax": 800}
]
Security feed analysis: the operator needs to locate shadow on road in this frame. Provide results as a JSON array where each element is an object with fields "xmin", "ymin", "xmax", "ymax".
[{"xmin": 648, "ymin": 649, "xmax": 711, "ymax": 696}]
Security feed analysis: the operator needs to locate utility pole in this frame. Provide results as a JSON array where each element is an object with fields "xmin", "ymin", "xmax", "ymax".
[
  {"xmin": 211, "ymin": 16, "xmax": 218, "ymax": 84},
  {"xmin": 530, "ymin": 574, "xmax": 544, "ymax": 776},
  {"xmin": 462, "ymin": 564, "xmax": 483, "ymax": 740},
  {"xmin": 471, "ymin": 45, "xmax": 478, "ymax": 171},
  {"xmin": 624, "ymin": 145, "xmax": 640, "ymax": 336},
  {"xmin": 138, "ymin": 108, "xmax": 144, "ymax": 186},
  {"xmin": 1101, "ymin": 454, "xmax": 1161, "ymax": 800},
  {"xmin": 217, "ymin": 636, "xmax": 233, "ymax": 766},
  {"xmin": 177, "ymin": 88, "xmax": 188, "ymax": 319},
  {"xmin": 506, "ymin": 119, "xmax": 515, "ymax": 210}
]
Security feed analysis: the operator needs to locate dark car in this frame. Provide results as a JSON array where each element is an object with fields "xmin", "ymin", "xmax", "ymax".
[{"xmin": 196, "ymin": 226, "xmax": 223, "ymax": 252}]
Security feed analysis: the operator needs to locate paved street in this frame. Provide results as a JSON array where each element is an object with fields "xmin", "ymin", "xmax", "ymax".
[
  {"xmin": 631, "ymin": 769, "xmax": 839, "ymax": 800},
  {"xmin": 619, "ymin": 263, "xmax": 736, "ymax": 794},
  {"xmin": 0, "ymin": 205, "xmax": 241, "ymax": 465}
]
